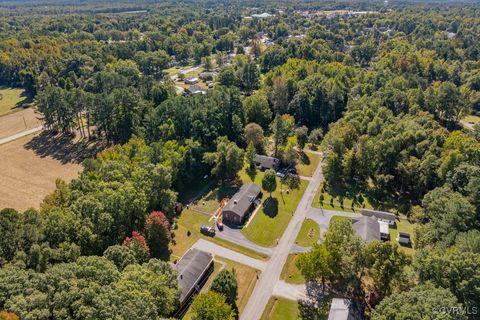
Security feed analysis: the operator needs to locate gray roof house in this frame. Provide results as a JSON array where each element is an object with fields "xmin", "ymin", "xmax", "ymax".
[
  {"xmin": 328, "ymin": 298, "xmax": 362, "ymax": 320},
  {"xmin": 222, "ymin": 183, "xmax": 262, "ymax": 225},
  {"xmin": 352, "ymin": 216, "xmax": 380, "ymax": 242},
  {"xmin": 173, "ymin": 248, "xmax": 214, "ymax": 310},
  {"xmin": 361, "ymin": 209, "xmax": 397, "ymax": 225},
  {"xmin": 254, "ymin": 154, "xmax": 280, "ymax": 170}
]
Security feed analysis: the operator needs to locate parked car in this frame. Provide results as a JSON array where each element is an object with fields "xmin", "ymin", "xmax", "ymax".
[
  {"xmin": 200, "ymin": 225, "xmax": 215, "ymax": 237},
  {"xmin": 276, "ymin": 170, "xmax": 286, "ymax": 179},
  {"xmin": 216, "ymin": 220, "xmax": 223, "ymax": 231}
]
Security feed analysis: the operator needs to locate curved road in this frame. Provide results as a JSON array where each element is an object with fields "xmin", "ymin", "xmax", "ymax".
[{"xmin": 240, "ymin": 155, "xmax": 325, "ymax": 320}]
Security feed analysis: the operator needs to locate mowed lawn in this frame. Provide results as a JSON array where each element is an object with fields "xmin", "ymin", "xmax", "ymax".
[
  {"xmin": 280, "ymin": 254, "xmax": 305, "ymax": 284},
  {"xmin": 0, "ymin": 87, "xmax": 33, "ymax": 116},
  {"xmin": 295, "ymin": 218, "xmax": 320, "ymax": 247},
  {"xmin": 296, "ymin": 150, "xmax": 321, "ymax": 177},
  {"xmin": 170, "ymin": 209, "xmax": 268, "ymax": 261},
  {"xmin": 0, "ymin": 134, "xmax": 82, "ymax": 211},
  {"xmin": 312, "ymin": 187, "xmax": 373, "ymax": 213},
  {"xmin": 183, "ymin": 257, "xmax": 259, "ymax": 319},
  {"xmin": 239, "ymin": 168, "xmax": 308, "ymax": 247},
  {"xmin": 261, "ymin": 296, "xmax": 299, "ymax": 320}
]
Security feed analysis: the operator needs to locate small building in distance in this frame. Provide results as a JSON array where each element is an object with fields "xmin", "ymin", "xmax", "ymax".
[
  {"xmin": 222, "ymin": 183, "xmax": 262, "ymax": 225},
  {"xmin": 173, "ymin": 248, "xmax": 214, "ymax": 314},
  {"xmin": 252, "ymin": 12, "xmax": 274, "ymax": 19},
  {"xmin": 361, "ymin": 209, "xmax": 397, "ymax": 226},
  {"xmin": 254, "ymin": 154, "xmax": 280, "ymax": 171},
  {"xmin": 352, "ymin": 216, "xmax": 380, "ymax": 242},
  {"xmin": 328, "ymin": 298, "xmax": 362, "ymax": 320},
  {"xmin": 184, "ymin": 85, "xmax": 207, "ymax": 95},
  {"xmin": 184, "ymin": 77, "xmax": 199, "ymax": 85}
]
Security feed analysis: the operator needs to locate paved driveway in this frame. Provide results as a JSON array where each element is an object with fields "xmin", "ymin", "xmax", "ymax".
[
  {"xmin": 215, "ymin": 225, "xmax": 274, "ymax": 256},
  {"xmin": 192, "ymin": 239, "xmax": 266, "ymax": 271},
  {"xmin": 306, "ymin": 208, "xmax": 360, "ymax": 237},
  {"xmin": 273, "ymin": 281, "xmax": 307, "ymax": 301}
]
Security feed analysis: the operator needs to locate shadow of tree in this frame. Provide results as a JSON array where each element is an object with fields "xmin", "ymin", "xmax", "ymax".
[
  {"xmin": 246, "ymin": 166, "xmax": 257, "ymax": 182},
  {"xmin": 263, "ymin": 197, "xmax": 278, "ymax": 218},
  {"xmin": 23, "ymin": 131, "xmax": 105, "ymax": 165},
  {"xmin": 300, "ymin": 152, "xmax": 311, "ymax": 165}
]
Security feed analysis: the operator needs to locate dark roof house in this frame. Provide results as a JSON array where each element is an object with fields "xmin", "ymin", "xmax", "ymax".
[
  {"xmin": 184, "ymin": 85, "xmax": 207, "ymax": 95},
  {"xmin": 222, "ymin": 183, "xmax": 262, "ymax": 225},
  {"xmin": 361, "ymin": 209, "xmax": 397, "ymax": 225},
  {"xmin": 254, "ymin": 154, "xmax": 280, "ymax": 170},
  {"xmin": 352, "ymin": 216, "xmax": 380, "ymax": 242},
  {"xmin": 174, "ymin": 248, "xmax": 214, "ymax": 309}
]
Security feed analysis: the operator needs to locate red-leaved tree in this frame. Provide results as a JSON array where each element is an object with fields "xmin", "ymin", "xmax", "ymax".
[
  {"xmin": 123, "ymin": 231, "xmax": 150, "ymax": 263},
  {"xmin": 145, "ymin": 211, "xmax": 171, "ymax": 258}
]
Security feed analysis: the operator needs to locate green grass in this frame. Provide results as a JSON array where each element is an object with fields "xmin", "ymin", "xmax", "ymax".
[
  {"xmin": 389, "ymin": 214, "xmax": 417, "ymax": 255},
  {"xmin": 463, "ymin": 115, "xmax": 480, "ymax": 124},
  {"xmin": 330, "ymin": 215, "xmax": 353, "ymax": 224},
  {"xmin": 183, "ymin": 258, "xmax": 259, "ymax": 319},
  {"xmin": 296, "ymin": 150, "xmax": 321, "ymax": 177},
  {"xmin": 239, "ymin": 168, "xmax": 308, "ymax": 247},
  {"xmin": 261, "ymin": 296, "xmax": 299, "ymax": 320},
  {"xmin": 295, "ymin": 219, "xmax": 320, "ymax": 247},
  {"xmin": 0, "ymin": 87, "xmax": 33, "ymax": 116},
  {"xmin": 280, "ymin": 254, "xmax": 305, "ymax": 284},
  {"xmin": 312, "ymin": 187, "xmax": 373, "ymax": 213},
  {"xmin": 171, "ymin": 209, "xmax": 268, "ymax": 261}
]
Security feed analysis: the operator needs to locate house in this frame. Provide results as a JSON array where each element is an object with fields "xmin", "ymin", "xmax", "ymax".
[
  {"xmin": 254, "ymin": 154, "xmax": 280, "ymax": 171},
  {"xmin": 184, "ymin": 85, "xmax": 207, "ymax": 95},
  {"xmin": 328, "ymin": 298, "xmax": 363, "ymax": 320},
  {"xmin": 222, "ymin": 183, "xmax": 262, "ymax": 225},
  {"xmin": 184, "ymin": 77, "xmax": 199, "ymax": 85},
  {"xmin": 173, "ymin": 248, "xmax": 214, "ymax": 314},
  {"xmin": 352, "ymin": 216, "xmax": 380, "ymax": 242},
  {"xmin": 252, "ymin": 12, "xmax": 274, "ymax": 19},
  {"xmin": 361, "ymin": 209, "xmax": 397, "ymax": 226},
  {"xmin": 397, "ymin": 232, "xmax": 411, "ymax": 245}
]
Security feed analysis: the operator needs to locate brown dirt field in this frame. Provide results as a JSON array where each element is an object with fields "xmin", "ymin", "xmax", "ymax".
[
  {"xmin": 0, "ymin": 131, "xmax": 103, "ymax": 212},
  {"xmin": 0, "ymin": 108, "xmax": 42, "ymax": 138}
]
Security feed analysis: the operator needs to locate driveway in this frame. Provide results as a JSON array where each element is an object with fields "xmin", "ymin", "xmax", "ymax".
[
  {"xmin": 240, "ymin": 155, "xmax": 325, "ymax": 320},
  {"xmin": 273, "ymin": 281, "xmax": 307, "ymax": 301},
  {"xmin": 215, "ymin": 225, "xmax": 274, "ymax": 256},
  {"xmin": 192, "ymin": 239, "xmax": 266, "ymax": 271},
  {"xmin": 306, "ymin": 208, "xmax": 360, "ymax": 237},
  {"xmin": 0, "ymin": 126, "xmax": 43, "ymax": 145}
]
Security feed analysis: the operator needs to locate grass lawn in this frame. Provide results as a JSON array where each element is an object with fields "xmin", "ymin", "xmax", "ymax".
[
  {"xmin": 0, "ymin": 87, "xmax": 33, "ymax": 116},
  {"xmin": 312, "ymin": 187, "xmax": 373, "ymax": 213},
  {"xmin": 295, "ymin": 219, "xmax": 320, "ymax": 247},
  {"xmin": 260, "ymin": 296, "xmax": 299, "ymax": 320},
  {"xmin": 280, "ymin": 254, "xmax": 305, "ymax": 284},
  {"xmin": 389, "ymin": 215, "xmax": 417, "ymax": 255},
  {"xmin": 170, "ymin": 209, "xmax": 268, "ymax": 261},
  {"xmin": 463, "ymin": 115, "xmax": 480, "ymax": 124},
  {"xmin": 330, "ymin": 215, "xmax": 353, "ymax": 224},
  {"xmin": 239, "ymin": 168, "xmax": 308, "ymax": 247},
  {"xmin": 296, "ymin": 150, "xmax": 321, "ymax": 177},
  {"xmin": 183, "ymin": 258, "xmax": 259, "ymax": 319}
]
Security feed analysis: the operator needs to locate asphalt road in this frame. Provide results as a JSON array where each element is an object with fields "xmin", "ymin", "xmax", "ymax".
[{"xmin": 240, "ymin": 154, "xmax": 325, "ymax": 320}]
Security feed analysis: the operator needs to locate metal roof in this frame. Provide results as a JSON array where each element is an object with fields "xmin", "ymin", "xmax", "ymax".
[
  {"xmin": 174, "ymin": 248, "xmax": 214, "ymax": 304},
  {"xmin": 223, "ymin": 183, "xmax": 261, "ymax": 220}
]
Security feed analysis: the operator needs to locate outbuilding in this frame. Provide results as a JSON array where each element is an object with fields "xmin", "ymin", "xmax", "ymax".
[{"xmin": 222, "ymin": 183, "xmax": 262, "ymax": 225}]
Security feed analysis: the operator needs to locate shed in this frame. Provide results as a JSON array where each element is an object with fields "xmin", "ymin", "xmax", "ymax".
[
  {"xmin": 222, "ymin": 183, "xmax": 262, "ymax": 225},
  {"xmin": 361, "ymin": 209, "xmax": 397, "ymax": 226},
  {"xmin": 254, "ymin": 154, "xmax": 280, "ymax": 171},
  {"xmin": 184, "ymin": 77, "xmax": 199, "ymax": 85},
  {"xmin": 184, "ymin": 85, "xmax": 207, "ymax": 95},
  {"xmin": 174, "ymin": 248, "xmax": 214, "ymax": 309},
  {"xmin": 352, "ymin": 216, "xmax": 380, "ymax": 242},
  {"xmin": 328, "ymin": 298, "xmax": 362, "ymax": 320}
]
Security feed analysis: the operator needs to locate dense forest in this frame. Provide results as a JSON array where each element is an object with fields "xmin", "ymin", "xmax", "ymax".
[{"xmin": 1, "ymin": 0, "xmax": 480, "ymax": 319}]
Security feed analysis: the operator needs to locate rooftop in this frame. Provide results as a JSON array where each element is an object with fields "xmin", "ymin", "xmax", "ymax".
[
  {"xmin": 174, "ymin": 248, "xmax": 214, "ymax": 304},
  {"xmin": 352, "ymin": 216, "xmax": 380, "ymax": 242},
  {"xmin": 361, "ymin": 209, "xmax": 396, "ymax": 222},
  {"xmin": 223, "ymin": 183, "xmax": 262, "ymax": 219}
]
